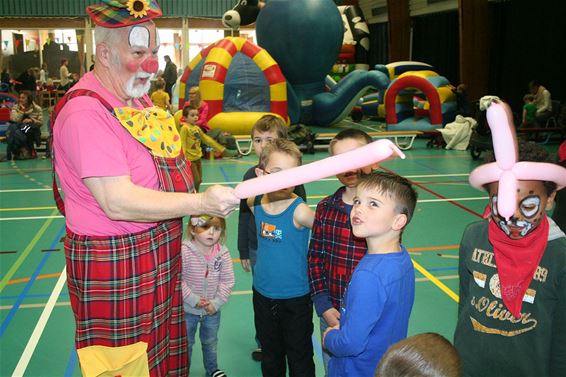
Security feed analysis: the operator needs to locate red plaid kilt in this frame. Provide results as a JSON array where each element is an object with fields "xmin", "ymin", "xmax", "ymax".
[{"xmin": 65, "ymin": 219, "xmax": 188, "ymax": 376}]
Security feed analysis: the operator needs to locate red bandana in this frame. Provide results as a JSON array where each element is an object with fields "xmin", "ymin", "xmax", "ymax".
[{"xmin": 488, "ymin": 215, "xmax": 549, "ymax": 318}]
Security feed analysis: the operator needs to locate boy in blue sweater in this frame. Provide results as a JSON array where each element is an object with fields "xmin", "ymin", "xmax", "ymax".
[{"xmin": 323, "ymin": 171, "xmax": 417, "ymax": 377}]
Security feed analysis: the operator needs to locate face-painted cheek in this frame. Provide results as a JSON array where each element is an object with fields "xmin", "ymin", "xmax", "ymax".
[
  {"xmin": 491, "ymin": 195, "xmax": 500, "ymax": 218},
  {"xmin": 125, "ymin": 61, "xmax": 141, "ymax": 73},
  {"xmin": 519, "ymin": 195, "xmax": 541, "ymax": 219}
]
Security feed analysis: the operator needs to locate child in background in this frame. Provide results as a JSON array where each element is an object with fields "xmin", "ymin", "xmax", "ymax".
[
  {"xmin": 181, "ymin": 214, "xmax": 235, "ymax": 377},
  {"xmin": 187, "ymin": 86, "xmax": 210, "ymax": 132},
  {"xmin": 521, "ymin": 94, "xmax": 537, "ymax": 127},
  {"xmin": 308, "ymin": 128, "xmax": 374, "ymax": 375},
  {"xmin": 454, "ymin": 141, "xmax": 566, "ymax": 377},
  {"xmin": 150, "ymin": 77, "xmax": 171, "ymax": 112},
  {"xmin": 375, "ymin": 333, "xmax": 462, "ymax": 377},
  {"xmin": 324, "ymin": 172, "xmax": 417, "ymax": 377},
  {"xmin": 179, "ymin": 104, "xmax": 236, "ymax": 191},
  {"xmin": 238, "ymin": 115, "xmax": 306, "ymax": 361},
  {"xmin": 247, "ymin": 139, "xmax": 315, "ymax": 377}
]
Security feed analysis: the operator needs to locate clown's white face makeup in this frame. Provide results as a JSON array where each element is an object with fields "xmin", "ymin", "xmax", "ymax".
[
  {"xmin": 107, "ymin": 22, "xmax": 160, "ymax": 100},
  {"xmin": 488, "ymin": 180, "xmax": 555, "ymax": 239}
]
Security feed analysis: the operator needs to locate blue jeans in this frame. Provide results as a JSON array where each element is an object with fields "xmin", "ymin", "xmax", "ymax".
[
  {"xmin": 319, "ymin": 316, "xmax": 332, "ymax": 377},
  {"xmin": 185, "ymin": 311, "xmax": 221, "ymax": 375}
]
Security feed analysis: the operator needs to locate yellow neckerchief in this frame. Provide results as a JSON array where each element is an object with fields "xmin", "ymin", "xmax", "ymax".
[{"xmin": 114, "ymin": 106, "xmax": 181, "ymax": 158}]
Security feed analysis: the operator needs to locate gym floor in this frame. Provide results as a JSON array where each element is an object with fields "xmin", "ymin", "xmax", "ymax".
[{"xmin": 0, "ymin": 122, "xmax": 559, "ymax": 376}]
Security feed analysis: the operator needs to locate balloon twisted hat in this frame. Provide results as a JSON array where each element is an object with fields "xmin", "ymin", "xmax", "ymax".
[
  {"xmin": 87, "ymin": 0, "xmax": 162, "ymax": 28},
  {"xmin": 469, "ymin": 96, "xmax": 566, "ymax": 220}
]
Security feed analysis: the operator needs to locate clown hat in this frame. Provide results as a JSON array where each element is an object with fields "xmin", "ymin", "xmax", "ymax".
[{"xmin": 87, "ymin": 0, "xmax": 162, "ymax": 28}]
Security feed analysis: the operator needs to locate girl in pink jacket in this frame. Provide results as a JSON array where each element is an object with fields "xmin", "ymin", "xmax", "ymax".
[{"xmin": 182, "ymin": 215, "xmax": 235, "ymax": 377}]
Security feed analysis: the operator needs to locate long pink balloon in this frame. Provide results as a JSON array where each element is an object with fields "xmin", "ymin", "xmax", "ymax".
[{"xmin": 235, "ymin": 139, "xmax": 405, "ymax": 199}]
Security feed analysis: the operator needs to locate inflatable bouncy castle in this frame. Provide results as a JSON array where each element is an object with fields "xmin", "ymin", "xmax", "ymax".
[{"xmin": 179, "ymin": 37, "xmax": 288, "ymax": 135}]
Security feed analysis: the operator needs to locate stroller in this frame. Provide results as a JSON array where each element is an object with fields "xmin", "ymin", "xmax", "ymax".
[{"xmin": 468, "ymin": 102, "xmax": 492, "ymax": 160}]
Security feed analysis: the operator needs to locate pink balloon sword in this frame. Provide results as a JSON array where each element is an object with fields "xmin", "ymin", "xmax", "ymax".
[{"xmin": 235, "ymin": 139, "xmax": 406, "ymax": 199}]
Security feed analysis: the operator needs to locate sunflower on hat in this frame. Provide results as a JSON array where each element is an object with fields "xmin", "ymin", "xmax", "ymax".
[
  {"xmin": 87, "ymin": 0, "xmax": 162, "ymax": 28},
  {"xmin": 127, "ymin": 0, "xmax": 149, "ymax": 18}
]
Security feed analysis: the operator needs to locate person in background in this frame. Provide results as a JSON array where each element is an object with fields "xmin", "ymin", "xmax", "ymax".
[
  {"xmin": 323, "ymin": 172, "xmax": 417, "ymax": 377},
  {"xmin": 52, "ymin": 1, "xmax": 239, "ymax": 375},
  {"xmin": 187, "ymin": 86, "xmax": 210, "ymax": 132},
  {"xmin": 163, "ymin": 54, "xmax": 177, "ymax": 98},
  {"xmin": 59, "ymin": 59, "xmax": 72, "ymax": 91},
  {"xmin": 39, "ymin": 63, "xmax": 49, "ymax": 87},
  {"xmin": 150, "ymin": 77, "xmax": 170, "ymax": 112},
  {"xmin": 9, "ymin": 90, "xmax": 43, "ymax": 159},
  {"xmin": 375, "ymin": 333, "xmax": 462, "ymax": 377},
  {"xmin": 528, "ymin": 80, "xmax": 552, "ymax": 125},
  {"xmin": 521, "ymin": 94, "xmax": 537, "ymax": 127},
  {"xmin": 308, "ymin": 128, "xmax": 374, "ymax": 376},
  {"xmin": 181, "ymin": 214, "xmax": 235, "ymax": 377}
]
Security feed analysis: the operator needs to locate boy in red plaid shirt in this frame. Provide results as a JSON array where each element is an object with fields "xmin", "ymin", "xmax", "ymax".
[{"xmin": 307, "ymin": 128, "xmax": 376, "ymax": 375}]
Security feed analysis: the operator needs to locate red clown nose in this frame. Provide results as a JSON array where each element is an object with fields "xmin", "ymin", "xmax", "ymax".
[{"xmin": 141, "ymin": 57, "xmax": 159, "ymax": 73}]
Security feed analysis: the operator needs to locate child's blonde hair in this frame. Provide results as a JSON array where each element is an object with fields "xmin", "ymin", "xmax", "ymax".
[
  {"xmin": 258, "ymin": 138, "xmax": 302, "ymax": 170},
  {"xmin": 188, "ymin": 86, "xmax": 202, "ymax": 107},
  {"xmin": 329, "ymin": 128, "xmax": 372, "ymax": 155},
  {"xmin": 187, "ymin": 214, "xmax": 227, "ymax": 244},
  {"xmin": 251, "ymin": 115, "xmax": 288, "ymax": 139},
  {"xmin": 358, "ymin": 171, "xmax": 418, "ymax": 226},
  {"xmin": 375, "ymin": 333, "xmax": 462, "ymax": 377},
  {"xmin": 155, "ymin": 77, "xmax": 166, "ymax": 90}
]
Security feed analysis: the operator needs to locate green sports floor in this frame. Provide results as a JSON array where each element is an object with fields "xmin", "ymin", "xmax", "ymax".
[{"xmin": 0, "ymin": 121, "xmax": 560, "ymax": 377}]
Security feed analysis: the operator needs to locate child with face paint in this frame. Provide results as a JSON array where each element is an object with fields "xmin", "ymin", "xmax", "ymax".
[
  {"xmin": 454, "ymin": 141, "xmax": 566, "ymax": 377},
  {"xmin": 181, "ymin": 214, "xmax": 234, "ymax": 377}
]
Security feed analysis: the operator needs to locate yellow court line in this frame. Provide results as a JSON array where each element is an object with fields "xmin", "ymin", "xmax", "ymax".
[
  {"xmin": 412, "ymin": 259, "xmax": 459, "ymax": 303},
  {"xmin": 0, "ymin": 206, "xmax": 57, "ymax": 212}
]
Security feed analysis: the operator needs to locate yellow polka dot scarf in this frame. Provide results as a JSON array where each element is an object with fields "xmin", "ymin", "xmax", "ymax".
[{"xmin": 115, "ymin": 106, "xmax": 181, "ymax": 158}]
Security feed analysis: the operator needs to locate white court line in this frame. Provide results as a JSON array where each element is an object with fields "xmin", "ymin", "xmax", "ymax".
[
  {"xmin": 0, "ymin": 216, "xmax": 64, "ymax": 221},
  {"xmin": 12, "ymin": 267, "xmax": 67, "ymax": 377},
  {"xmin": 418, "ymin": 196, "xmax": 488, "ymax": 203}
]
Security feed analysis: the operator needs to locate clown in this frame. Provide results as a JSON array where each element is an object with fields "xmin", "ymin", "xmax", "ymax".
[
  {"xmin": 454, "ymin": 99, "xmax": 566, "ymax": 377},
  {"xmin": 52, "ymin": 1, "xmax": 239, "ymax": 375}
]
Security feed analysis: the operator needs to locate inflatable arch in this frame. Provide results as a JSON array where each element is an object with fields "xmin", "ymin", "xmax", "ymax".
[
  {"xmin": 180, "ymin": 37, "xmax": 288, "ymax": 135},
  {"xmin": 385, "ymin": 70, "xmax": 456, "ymax": 131}
]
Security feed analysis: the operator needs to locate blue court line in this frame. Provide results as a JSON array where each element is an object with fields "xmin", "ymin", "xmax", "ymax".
[
  {"xmin": 0, "ymin": 293, "xmax": 51, "ymax": 300},
  {"xmin": 426, "ymin": 267, "xmax": 458, "ymax": 272},
  {"xmin": 64, "ymin": 348, "xmax": 78, "ymax": 377},
  {"xmin": 219, "ymin": 166, "xmax": 231, "ymax": 183},
  {"xmin": 0, "ymin": 226, "xmax": 65, "ymax": 338}
]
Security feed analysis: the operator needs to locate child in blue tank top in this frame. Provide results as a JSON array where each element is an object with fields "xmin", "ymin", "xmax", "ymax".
[{"xmin": 247, "ymin": 138, "xmax": 316, "ymax": 377}]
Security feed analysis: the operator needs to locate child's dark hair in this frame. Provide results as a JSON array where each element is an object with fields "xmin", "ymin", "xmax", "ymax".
[
  {"xmin": 484, "ymin": 141, "xmax": 557, "ymax": 195},
  {"xmin": 358, "ymin": 171, "xmax": 418, "ymax": 225},
  {"xmin": 329, "ymin": 128, "xmax": 372, "ymax": 154},
  {"xmin": 523, "ymin": 94, "xmax": 534, "ymax": 102},
  {"xmin": 182, "ymin": 102, "xmax": 199, "ymax": 118},
  {"xmin": 375, "ymin": 333, "xmax": 462, "ymax": 377},
  {"xmin": 258, "ymin": 138, "xmax": 302, "ymax": 170},
  {"xmin": 251, "ymin": 115, "xmax": 288, "ymax": 139}
]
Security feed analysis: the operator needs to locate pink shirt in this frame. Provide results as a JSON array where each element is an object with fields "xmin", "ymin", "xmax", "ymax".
[{"xmin": 53, "ymin": 72, "xmax": 159, "ymax": 236}]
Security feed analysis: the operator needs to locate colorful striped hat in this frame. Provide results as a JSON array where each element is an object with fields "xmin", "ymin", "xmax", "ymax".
[{"xmin": 87, "ymin": 0, "xmax": 162, "ymax": 28}]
